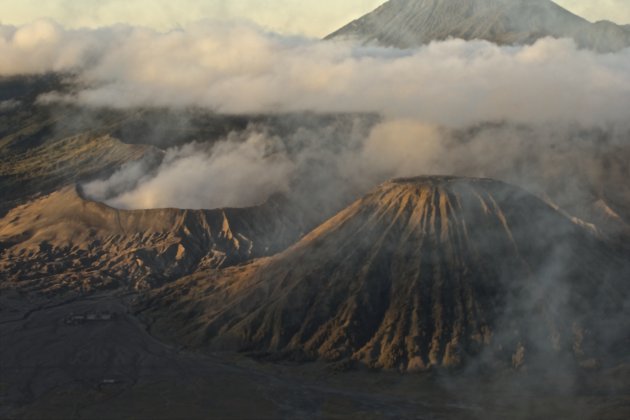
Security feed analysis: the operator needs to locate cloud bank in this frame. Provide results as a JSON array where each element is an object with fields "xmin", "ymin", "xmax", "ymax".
[
  {"xmin": 3, "ymin": 20, "xmax": 630, "ymax": 222},
  {"xmin": 1, "ymin": 20, "xmax": 630, "ymax": 127}
]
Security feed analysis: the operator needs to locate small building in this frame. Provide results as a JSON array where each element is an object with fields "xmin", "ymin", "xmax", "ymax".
[{"xmin": 65, "ymin": 311, "xmax": 116, "ymax": 325}]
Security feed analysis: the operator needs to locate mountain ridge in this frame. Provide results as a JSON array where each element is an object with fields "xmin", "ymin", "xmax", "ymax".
[
  {"xmin": 0, "ymin": 185, "xmax": 306, "ymax": 293},
  {"xmin": 140, "ymin": 176, "xmax": 629, "ymax": 371},
  {"xmin": 326, "ymin": 0, "xmax": 630, "ymax": 52}
]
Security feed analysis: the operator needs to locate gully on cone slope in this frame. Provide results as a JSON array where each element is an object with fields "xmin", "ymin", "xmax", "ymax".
[{"xmin": 141, "ymin": 176, "xmax": 629, "ymax": 371}]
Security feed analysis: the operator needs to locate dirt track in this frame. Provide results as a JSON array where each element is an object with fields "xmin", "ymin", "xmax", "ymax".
[
  {"xmin": 1, "ymin": 291, "xmax": 628, "ymax": 420},
  {"xmin": 0, "ymin": 292, "xmax": 462, "ymax": 419}
]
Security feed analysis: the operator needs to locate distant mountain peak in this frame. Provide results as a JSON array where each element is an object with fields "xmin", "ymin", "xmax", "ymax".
[{"xmin": 326, "ymin": 0, "xmax": 630, "ymax": 52}]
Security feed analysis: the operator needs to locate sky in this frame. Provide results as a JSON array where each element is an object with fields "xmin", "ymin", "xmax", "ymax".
[{"xmin": 0, "ymin": 0, "xmax": 629, "ymax": 37}]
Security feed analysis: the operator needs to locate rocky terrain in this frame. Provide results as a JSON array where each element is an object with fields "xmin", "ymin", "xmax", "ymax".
[
  {"xmin": 0, "ymin": 185, "xmax": 306, "ymax": 293},
  {"xmin": 327, "ymin": 0, "xmax": 630, "ymax": 51},
  {"xmin": 139, "ymin": 177, "xmax": 629, "ymax": 372}
]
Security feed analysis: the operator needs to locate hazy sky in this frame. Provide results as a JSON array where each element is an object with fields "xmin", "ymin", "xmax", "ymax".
[{"xmin": 0, "ymin": 0, "xmax": 629, "ymax": 36}]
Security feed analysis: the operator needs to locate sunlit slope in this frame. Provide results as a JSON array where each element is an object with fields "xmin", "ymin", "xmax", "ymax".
[
  {"xmin": 0, "ymin": 186, "xmax": 305, "ymax": 292},
  {"xmin": 142, "ymin": 176, "xmax": 629, "ymax": 371}
]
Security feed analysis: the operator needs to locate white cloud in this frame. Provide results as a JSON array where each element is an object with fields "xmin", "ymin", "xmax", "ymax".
[
  {"xmin": 19, "ymin": 22, "xmax": 630, "ymax": 128},
  {"xmin": 85, "ymin": 131, "xmax": 295, "ymax": 210},
  {"xmin": 2, "ymin": 19, "xmax": 629, "ymax": 212}
]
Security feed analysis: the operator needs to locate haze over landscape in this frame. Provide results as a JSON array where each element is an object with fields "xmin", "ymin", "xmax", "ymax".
[{"xmin": 1, "ymin": 1, "xmax": 630, "ymax": 419}]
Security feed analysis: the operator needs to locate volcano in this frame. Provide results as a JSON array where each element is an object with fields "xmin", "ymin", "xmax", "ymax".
[
  {"xmin": 0, "ymin": 186, "xmax": 306, "ymax": 292},
  {"xmin": 326, "ymin": 0, "xmax": 630, "ymax": 52},
  {"xmin": 141, "ymin": 176, "xmax": 628, "ymax": 371}
]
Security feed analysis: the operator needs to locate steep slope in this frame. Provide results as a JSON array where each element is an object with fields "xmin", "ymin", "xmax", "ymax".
[
  {"xmin": 0, "ymin": 186, "xmax": 306, "ymax": 293},
  {"xmin": 0, "ymin": 128, "xmax": 152, "ymax": 218},
  {"xmin": 141, "ymin": 176, "xmax": 629, "ymax": 371},
  {"xmin": 326, "ymin": 0, "xmax": 630, "ymax": 52}
]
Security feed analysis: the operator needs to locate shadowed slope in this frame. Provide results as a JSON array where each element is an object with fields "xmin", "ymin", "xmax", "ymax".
[{"xmin": 142, "ymin": 177, "xmax": 628, "ymax": 371}]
